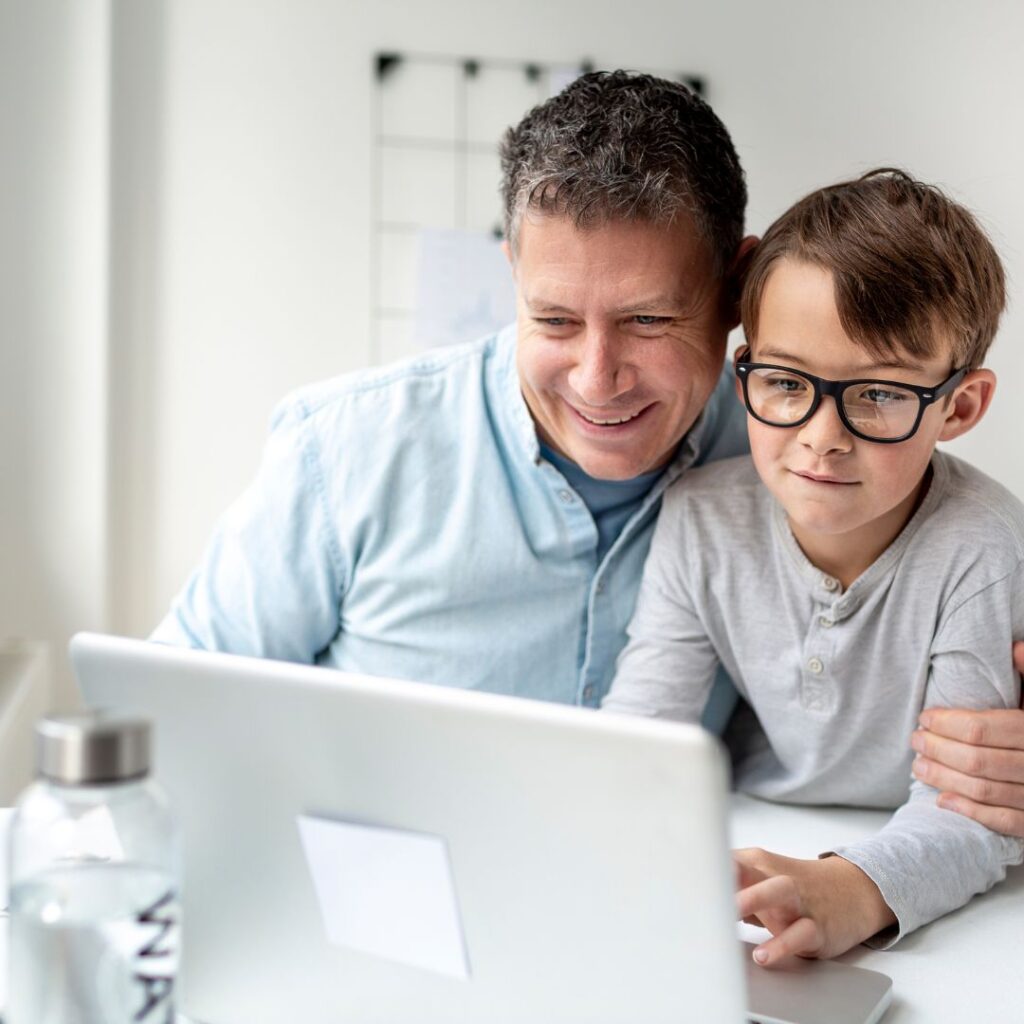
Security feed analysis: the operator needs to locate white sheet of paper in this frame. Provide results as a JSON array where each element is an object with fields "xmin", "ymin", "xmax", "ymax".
[
  {"xmin": 297, "ymin": 814, "xmax": 470, "ymax": 980},
  {"xmin": 413, "ymin": 227, "xmax": 516, "ymax": 351},
  {"xmin": 1, "ymin": 806, "xmax": 14, "ymax": 1012}
]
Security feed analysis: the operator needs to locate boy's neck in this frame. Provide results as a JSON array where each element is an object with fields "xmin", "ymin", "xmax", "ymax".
[{"xmin": 788, "ymin": 465, "xmax": 934, "ymax": 590}]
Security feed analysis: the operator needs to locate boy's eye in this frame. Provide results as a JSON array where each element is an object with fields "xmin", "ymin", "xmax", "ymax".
[
  {"xmin": 766, "ymin": 374, "xmax": 807, "ymax": 393},
  {"xmin": 860, "ymin": 387, "xmax": 910, "ymax": 406}
]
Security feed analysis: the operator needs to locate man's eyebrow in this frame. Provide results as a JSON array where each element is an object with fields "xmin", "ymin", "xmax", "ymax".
[
  {"xmin": 756, "ymin": 347, "xmax": 926, "ymax": 374},
  {"xmin": 615, "ymin": 296, "xmax": 684, "ymax": 314},
  {"xmin": 524, "ymin": 298, "xmax": 574, "ymax": 314}
]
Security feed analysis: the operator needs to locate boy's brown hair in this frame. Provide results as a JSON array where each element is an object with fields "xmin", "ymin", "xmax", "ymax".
[{"xmin": 740, "ymin": 168, "xmax": 1006, "ymax": 370}]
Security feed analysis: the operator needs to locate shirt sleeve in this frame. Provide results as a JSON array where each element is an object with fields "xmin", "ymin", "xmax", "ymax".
[
  {"xmin": 602, "ymin": 487, "xmax": 719, "ymax": 724},
  {"xmin": 830, "ymin": 565, "xmax": 1024, "ymax": 947},
  {"xmin": 149, "ymin": 398, "xmax": 347, "ymax": 663}
]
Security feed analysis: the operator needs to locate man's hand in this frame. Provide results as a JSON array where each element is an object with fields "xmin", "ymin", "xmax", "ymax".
[
  {"xmin": 910, "ymin": 641, "xmax": 1024, "ymax": 839},
  {"xmin": 734, "ymin": 848, "xmax": 896, "ymax": 967}
]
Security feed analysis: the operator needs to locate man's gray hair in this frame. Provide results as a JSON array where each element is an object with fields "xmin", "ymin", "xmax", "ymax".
[{"xmin": 500, "ymin": 70, "xmax": 747, "ymax": 274}]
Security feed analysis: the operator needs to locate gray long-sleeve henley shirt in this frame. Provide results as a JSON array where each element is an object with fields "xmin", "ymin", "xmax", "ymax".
[{"xmin": 604, "ymin": 451, "xmax": 1024, "ymax": 945}]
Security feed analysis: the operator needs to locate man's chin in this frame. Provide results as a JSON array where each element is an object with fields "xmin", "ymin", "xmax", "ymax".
[{"xmin": 568, "ymin": 445, "xmax": 666, "ymax": 481}]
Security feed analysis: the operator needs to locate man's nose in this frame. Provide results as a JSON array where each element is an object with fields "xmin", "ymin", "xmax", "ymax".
[
  {"xmin": 567, "ymin": 328, "xmax": 636, "ymax": 405},
  {"xmin": 796, "ymin": 395, "xmax": 854, "ymax": 455}
]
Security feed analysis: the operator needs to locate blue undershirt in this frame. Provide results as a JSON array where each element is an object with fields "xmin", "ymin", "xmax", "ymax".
[{"xmin": 540, "ymin": 443, "xmax": 664, "ymax": 562}]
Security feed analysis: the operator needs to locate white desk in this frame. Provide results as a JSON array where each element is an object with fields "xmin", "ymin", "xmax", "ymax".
[
  {"xmin": 4, "ymin": 796, "xmax": 1021, "ymax": 1023},
  {"xmin": 730, "ymin": 794, "xmax": 1024, "ymax": 1023}
]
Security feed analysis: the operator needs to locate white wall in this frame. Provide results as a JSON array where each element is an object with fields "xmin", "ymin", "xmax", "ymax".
[
  {"xmin": 4, "ymin": 0, "xmax": 1024, "ymax": 651},
  {"xmin": 0, "ymin": 1, "xmax": 110, "ymax": 703}
]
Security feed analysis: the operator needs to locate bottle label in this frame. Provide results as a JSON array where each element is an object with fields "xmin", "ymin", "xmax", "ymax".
[
  {"xmin": 133, "ymin": 886, "xmax": 179, "ymax": 1022},
  {"xmin": 7, "ymin": 864, "xmax": 181, "ymax": 1024}
]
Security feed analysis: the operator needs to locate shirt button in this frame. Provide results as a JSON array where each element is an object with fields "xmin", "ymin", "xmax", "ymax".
[
  {"xmin": 558, "ymin": 489, "xmax": 575, "ymax": 504},
  {"xmin": 595, "ymin": 578, "xmax": 606, "ymax": 595},
  {"xmin": 821, "ymin": 575, "xmax": 839, "ymax": 592},
  {"xmin": 583, "ymin": 685, "xmax": 595, "ymax": 702},
  {"xmin": 818, "ymin": 616, "xmax": 834, "ymax": 628},
  {"xmin": 807, "ymin": 657, "xmax": 824, "ymax": 675}
]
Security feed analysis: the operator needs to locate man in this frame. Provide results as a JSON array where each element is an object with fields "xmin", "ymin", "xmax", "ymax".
[{"xmin": 154, "ymin": 71, "xmax": 1024, "ymax": 835}]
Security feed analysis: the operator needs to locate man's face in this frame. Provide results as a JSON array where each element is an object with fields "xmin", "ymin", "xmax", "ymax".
[{"xmin": 511, "ymin": 214, "xmax": 731, "ymax": 480}]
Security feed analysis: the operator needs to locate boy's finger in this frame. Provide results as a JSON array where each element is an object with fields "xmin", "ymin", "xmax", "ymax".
[
  {"xmin": 736, "ymin": 874, "xmax": 799, "ymax": 922},
  {"xmin": 913, "ymin": 755, "xmax": 1024, "ymax": 809},
  {"xmin": 911, "ymin": 723, "xmax": 1024, "ymax": 783},
  {"xmin": 934, "ymin": 793, "xmax": 1024, "ymax": 839},
  {"xmin": 1012, "ymin": 641, "xmax": 1024, "ymax": 682},
  {"xmin": 917, "ymin": 708, "xmax": 1024, "ymax": 753},
  {"xmin": 752, "ymin": 916, "xmax": 820, "ymax": 967}
]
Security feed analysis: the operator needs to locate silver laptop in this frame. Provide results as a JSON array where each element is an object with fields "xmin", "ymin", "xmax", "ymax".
[{"xmin": 70, "ymin": 633, "xmax": 891, "ymax": 1024}]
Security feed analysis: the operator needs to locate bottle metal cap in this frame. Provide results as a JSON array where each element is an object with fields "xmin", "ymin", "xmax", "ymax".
[{"xmin": 36, "ymin": 711, "xmax": 151, "ymax": 785}]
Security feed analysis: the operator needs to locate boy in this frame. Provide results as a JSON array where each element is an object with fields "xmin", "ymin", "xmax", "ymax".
[{"xmin": 603, "ymin": 169, "xmax": 1024, "ymax": 966}]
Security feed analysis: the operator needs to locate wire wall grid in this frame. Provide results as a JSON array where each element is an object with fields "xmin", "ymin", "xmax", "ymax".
[{"xmin": 369, "ymin": 52, "xmax": 706, "ymax": 363}]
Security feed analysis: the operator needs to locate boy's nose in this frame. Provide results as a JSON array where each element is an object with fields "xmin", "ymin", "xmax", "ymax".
[{"xmin": 796, "ymin": 396, "xmax": 854, "ymax": 455}]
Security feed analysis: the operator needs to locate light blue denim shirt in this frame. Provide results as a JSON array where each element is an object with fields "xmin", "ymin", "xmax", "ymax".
[{"xmin": 152, "ymin": 324, "xmax": 748, "ymax": 710}]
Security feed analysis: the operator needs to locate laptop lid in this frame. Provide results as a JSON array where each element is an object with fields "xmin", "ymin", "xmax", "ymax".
[{"xmin": 71, "ymin": 633, "xmax": 747, "ymax": 1023}]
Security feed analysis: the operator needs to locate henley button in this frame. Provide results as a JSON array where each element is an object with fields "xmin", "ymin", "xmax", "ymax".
[
  {"xmin": 819, "ymin": 616, "xmax": 834, "ymax": 628},
  {"xmin": 558, "ymin": 489, "xmax": 575, "ymax": 504},
  {"xmin": 583, "ymin": 685, "xmax": 595, "ymax": 702},
  {"xmin": 822, "ymin": 576, "xmax": 839, "ymax": 592},
  {"xmin": 807, "ymin": 657, "xmax": 824, "ymax": 675},
  {"xmin": 595, "ymin": 578, "xmax": 606, "ymax": 595}
]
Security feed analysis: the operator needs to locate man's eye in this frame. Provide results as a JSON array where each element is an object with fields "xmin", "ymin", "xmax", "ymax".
[
  {"xmin": 536, "ymin": 317, "xmax": 571, "ymax": 328},
  {"xmin": 632, "ymin": 315, "xmax": 669, "ymax": 327}
]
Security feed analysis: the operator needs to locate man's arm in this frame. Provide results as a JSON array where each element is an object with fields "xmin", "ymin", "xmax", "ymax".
[
  {"xmin": 911, "ymin": 641, "xmax": 1024, "ymax": 838},
  {"xmin": 151, "ymin": 397, "xmax": 346, "ymax": 661}
]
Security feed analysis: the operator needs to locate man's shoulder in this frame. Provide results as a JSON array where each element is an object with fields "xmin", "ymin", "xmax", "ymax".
[{"xmin": 271, "ymin": 332, "xmax": 506, "ymax": 434}]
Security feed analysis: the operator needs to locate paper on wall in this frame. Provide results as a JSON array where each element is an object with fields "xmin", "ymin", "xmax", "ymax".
[{"xmin": 413, "ymin": 227, "xmax": 516, "ymax": 351}]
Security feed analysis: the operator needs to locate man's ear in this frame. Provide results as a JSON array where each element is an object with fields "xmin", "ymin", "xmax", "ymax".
[
  {"xmin": 502, "ymin": 238, "xmax": 514, "ymax": 268},
  {"xmin": 721, "ymin": 235, "xmax": 760, "ymax": 330},
  {"xmin": 938, "ymin": 368, "xmax": 996, "ymax": 442}
]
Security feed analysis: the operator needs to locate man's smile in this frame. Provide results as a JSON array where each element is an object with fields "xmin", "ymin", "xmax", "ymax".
[{"xmin": 567, "ymin": 401, "xmax": 656, "ymax": 433}]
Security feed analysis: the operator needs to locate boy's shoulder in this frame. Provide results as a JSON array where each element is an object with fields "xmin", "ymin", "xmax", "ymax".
[
  {"xmin": 660, "ymin": 454, "xmax": 770, "ymax": 535},
  {"xmin": 668, "ymin": 453, "xmax": 763, "ymax": 506},
  {"xmin": 926, "ymin": 451, "xmax": 1024, "ymax": 560}
]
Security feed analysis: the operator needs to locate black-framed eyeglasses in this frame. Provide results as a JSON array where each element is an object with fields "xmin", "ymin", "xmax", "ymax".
[{"xmin": 734, "ymin": 347, "xmax": 967, "ymax": 444}]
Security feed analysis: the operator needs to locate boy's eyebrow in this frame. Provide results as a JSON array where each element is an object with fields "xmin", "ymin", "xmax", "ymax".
[{"xmin": 755, "ymin": 346, "xmax": 926, "ymax": 375}]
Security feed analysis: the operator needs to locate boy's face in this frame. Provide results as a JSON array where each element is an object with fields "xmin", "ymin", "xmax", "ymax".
[{"xmin": 743, "ymin": 259, "xmax": 963, "ymax": 567}]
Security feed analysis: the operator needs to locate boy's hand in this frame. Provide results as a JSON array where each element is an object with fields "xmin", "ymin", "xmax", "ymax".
[
  {"xmin": 734, "ymin": 848, "xmax": 896, "ymax": 967},
  {"xmin": 911, "ymin": 640, "xmax": 1024, "ymax": 839}
]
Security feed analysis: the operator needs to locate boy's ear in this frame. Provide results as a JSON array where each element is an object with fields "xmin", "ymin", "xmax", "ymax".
[{"xmin": 937, "ymin": 369, "xmax": 996, "ymax": 442}]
